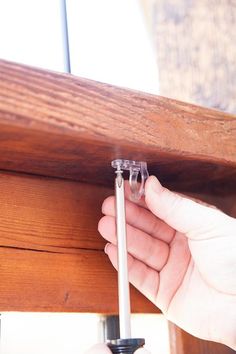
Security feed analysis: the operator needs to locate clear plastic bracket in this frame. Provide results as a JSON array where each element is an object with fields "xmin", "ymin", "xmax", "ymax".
[{"xmin": 111, "ymin": 159, "xmax": 149, "ymax": 200}]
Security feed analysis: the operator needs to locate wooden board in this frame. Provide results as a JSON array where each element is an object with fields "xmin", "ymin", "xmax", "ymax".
[
  {"xmin": 0, "ymin": 60, "xmax": 236, "ymax": 195},
  {"xmin": 0, "ymin": 171, "xmax": 235, "ymax": 313},
  {"xmin": 0, "ymin": 171, "xmax": 108, "ymax": 252},
  {"xmin": 0, "ymin": 171, "xmax": 157, "ymax": 313},
  {"xmin": 0, "ymin": 247, "xmax": 158, "ymax": 313}
]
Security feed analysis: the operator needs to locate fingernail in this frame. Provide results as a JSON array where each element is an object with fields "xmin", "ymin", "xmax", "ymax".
[
  {"xmin": 104, "ymin": 243, "xmax": 111, "ymax": 254},
  {"xmin": 101, "ymin": 200, "xmax": 106, "ymax": 215}
]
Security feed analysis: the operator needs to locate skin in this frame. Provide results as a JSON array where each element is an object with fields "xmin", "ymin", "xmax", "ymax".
[{"xmin": 97, "ymin": 176, "xmax": 236, "ymax": 351}]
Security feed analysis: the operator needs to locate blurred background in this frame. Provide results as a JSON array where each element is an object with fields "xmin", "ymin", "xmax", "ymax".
[
  {"xmin": 0, "ymin": 313, "xmax": 170, "ymax": 354},
  {"xmin": 0, "ymin": 1, "xmax": 235, "ymax": 353}
]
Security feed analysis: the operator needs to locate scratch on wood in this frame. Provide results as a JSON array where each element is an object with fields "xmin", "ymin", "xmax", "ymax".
[{"xmin": 64, "ymin": 292, "xmax": 69, "ymax": 304}]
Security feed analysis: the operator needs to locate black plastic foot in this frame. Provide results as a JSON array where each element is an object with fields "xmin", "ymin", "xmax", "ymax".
[{"xmin": 107, "ymin": 338, "xmax": 145, "ymax": 354}]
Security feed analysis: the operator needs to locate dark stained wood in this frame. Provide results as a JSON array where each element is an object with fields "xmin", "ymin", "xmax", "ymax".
[
  {"xmin": 0, "ymin": 171, "xmax": 158, "ymax": 313},
  {"xmin": 0, "ymin": 60, "xmax": 236, "ymax": 195},
  {"xmin": 168, "ymin": 323, "xmax": 236, "ymax": 354}
]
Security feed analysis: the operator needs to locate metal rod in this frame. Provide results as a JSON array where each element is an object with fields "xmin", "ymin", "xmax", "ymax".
[
  {"xmin": 60, "ymin": 0, "xmax": 71, "ymax": 73},
  {"xmin": 115, "ymin": 171, "xmax": 131, "ymax": 339}
]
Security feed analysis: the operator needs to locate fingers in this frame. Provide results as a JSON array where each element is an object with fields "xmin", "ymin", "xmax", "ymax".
[
  {"xmin": 105, "ymin": 243, "xmax": 159, "ymax": 303},
  {"xmin": 135, "ymin": 348, "xmax": 151, "ymax": 354},
  {"xmin": 84, "ymin": 343, "xmax": 112, "ymax": 354},
  {"xmin": 99, "ymin": 216, "xmax": 169, "ymax": 271},
  {"xmin": 154, "ymin": 232, "xmax": 191, "ymax": 312},
  {"xmin": 145, "ymin": 176, "xmax": 235, "ymax": 240},
  {"xmin": 102, "ymin": 196, "xmax": 175, "ymax": 244}
]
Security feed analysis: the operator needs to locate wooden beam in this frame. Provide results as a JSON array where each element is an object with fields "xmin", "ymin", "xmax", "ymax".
[
  {"xmin": 0, "ymin": 60, "xmax": 235, "ymax": 195},
  {"xmin": 1, "ymin": 171, "xmax": 235, "ymax": 313},
  {"xmin": 0, "ymin": 171, "xmax": 108, "ymax": 252},
  {"xmin": 0, "ymin": 247, "xmax": 158, "ymax": 313},
  {"xmin": 0, "ymin": 171, "xmax": 157, "ymax": 313}
]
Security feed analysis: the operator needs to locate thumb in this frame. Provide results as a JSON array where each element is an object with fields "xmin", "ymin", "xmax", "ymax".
[{"xmin": 145, "ymin": 176, "xmax": 235, "ymax": 239}]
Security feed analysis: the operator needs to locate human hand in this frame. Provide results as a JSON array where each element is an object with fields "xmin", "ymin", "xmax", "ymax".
[
  {"xmin": 85, "ymin": 343, "xmax": 150, "ymax": 354},
  {"xmin": 98, "ymin": 176, "xmax": 236, "ymax": 349}
]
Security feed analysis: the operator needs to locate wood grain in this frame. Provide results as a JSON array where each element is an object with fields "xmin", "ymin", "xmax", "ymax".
[
  {"xmin": 0, "ymin": 171, "xmax": 108, "ymax": 252},
  {"xmin": 169, "ymin": 323, "xmax": 236, "ymax": 354},
  {"xmin": 0, "ymin": 59, "xmax": 236, "ymax": 195},
  {"xmin": 0, "ymin": 171, "xmax": 157, "ymax": 313},
  {"xmin": 0, "ymin": 247, "xmax": 158, "ymax": 313},
  {"xmin": 0, "ymin": 171, "xmax": 235, "ymax": 313}
]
